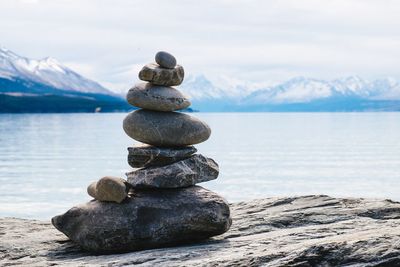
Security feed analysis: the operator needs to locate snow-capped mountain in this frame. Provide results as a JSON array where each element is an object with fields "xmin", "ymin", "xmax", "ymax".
[
  {"xmin": 0, "ymin": 47, "xmax": 112, "ymax": 95},
  {"xmin": 180, "ymin": 75, "xmax": 400, "ymax": 111},
  {"xmin": 1, "ymin": 46, "xmax": 399, "ymax": 112},
  {"xmin": 0, "ymin": 47, "xmax": 129, "ymax": 113}
]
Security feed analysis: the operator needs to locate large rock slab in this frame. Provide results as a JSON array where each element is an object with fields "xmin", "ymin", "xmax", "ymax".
[
  {"xmin": 123, "ymin": 110, "xmax": 211, "ymax": 146},
  {"xmin": 126, "ymin": 83, "xmax": 190, "ymax": 112},
  {"xmin": 126, "ymin": 154, "xmax": 219, "ymax": 188},
  {"xmin": 128, "ymin": 144, "xmax": 197, "ymax": 168},
  {"xmin": 51, "ymin": 186, "xmax": 231, "ymax": 253},
  {"xmin": 2, "ymin": 195, "xmax": 400, "ymax": 266},
  {"xmin": 139, "ymin": 63, "xmax": 184, "ymax": 86}
]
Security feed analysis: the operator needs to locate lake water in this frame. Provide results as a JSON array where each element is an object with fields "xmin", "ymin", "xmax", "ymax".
[{"xmin": 0, "ymin": 112, "xmax": 399, "ymax": 220}]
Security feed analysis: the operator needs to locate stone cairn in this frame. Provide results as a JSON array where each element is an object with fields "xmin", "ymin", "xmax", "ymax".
[{"xmin": 52, "ymin": 51, "xmax": 232, "ymax": 254}]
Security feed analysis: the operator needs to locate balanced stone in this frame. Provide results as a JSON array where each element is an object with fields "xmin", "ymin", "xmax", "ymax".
[
  {"xmin": 126, "ymin": 154, "xmax": 218, "ymax": 188},
  {"xmin": 123, "ymin": 110, "xmax": 211, "ymax": 146},
  {"xmin": 87, "ymin": 176, "xmax": 129, "ymax": 203},
  {"xmin": 138, "ymin": 63, "xmax": 184, "ymax": 86},
  {"xmin": 128, "ymin": 144, "xmax": 197, "ymax": 168},
  {"xmin": 155, "ymin": 51, "xmax": 177, "ymax": 69},
  {"xmin": 126, "ymin": 83, "xmax": 190, "ymax": 112},
  {"xmin": 52, "ymin": 186, "xmax": 231, "ymax": 253}
]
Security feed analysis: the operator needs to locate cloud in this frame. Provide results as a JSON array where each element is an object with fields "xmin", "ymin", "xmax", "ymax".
[{"xmin": 1, "ymin": 0, "xmax": 400, "ymax": 91}]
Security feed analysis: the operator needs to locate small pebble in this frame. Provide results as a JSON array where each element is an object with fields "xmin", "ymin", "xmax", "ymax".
[{"xmin": 155, "ymin": 51, "xmax": 177, "ymax": 69}]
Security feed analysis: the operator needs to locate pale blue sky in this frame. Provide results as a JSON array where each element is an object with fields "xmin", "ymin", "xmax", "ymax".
[{"xmin": 1, "ymin": 0, "xmax": 400, "ymax": 91}]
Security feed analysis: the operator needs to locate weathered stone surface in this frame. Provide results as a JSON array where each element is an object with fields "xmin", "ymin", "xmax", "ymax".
[
  {"xmin": 87, "ymin": 176, "xmax": 128, "ymax": 203},
  {"xmin": 51, "ymin": 186, "xmax": 231, "ymax": 253},
  {"xmin": 128, "ymin": 144, "xmax": 197, "ymax": 168},
  {"xmin": 2, "ymin": 195, "xmax": 400, "ymax": 266},
  {"xmin": 126, "ymin": 83, "xmax": 190, "ymax": 112},
  {"xmin": 138, "ymin": 63, "xmax": 184, "ymax": 86},
  {"xmin": 155, "ymin": 51, "xmax": 177, "ymax": 69},
  {"xmin": 126, "ymin": 154, "xmax": 218, "ymax": 188},
  {"xmin": 123, "ymin": 110, "xmax": 211, "ymax": 146}
]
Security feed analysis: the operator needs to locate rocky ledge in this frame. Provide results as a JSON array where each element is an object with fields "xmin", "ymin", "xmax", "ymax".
[{"xmin": 1, "ymin": 195, "xmax": 400, "ymax": 266}]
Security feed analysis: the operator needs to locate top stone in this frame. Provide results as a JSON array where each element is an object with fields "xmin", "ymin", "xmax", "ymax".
[{"xmin": 155, "ymin": 51, "xmax": 177, "ymax": 69}]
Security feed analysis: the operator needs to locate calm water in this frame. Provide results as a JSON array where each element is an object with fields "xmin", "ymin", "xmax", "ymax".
[{"xmin": 0, "ymin": 113, "xmax": 399, "ymax": 220}]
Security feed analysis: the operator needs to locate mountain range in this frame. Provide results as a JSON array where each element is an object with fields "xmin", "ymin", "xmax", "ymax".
[
  {"xmin": 1, "ymin": 47, "xmax": 400, "ymax": 112},
  {"xmin": 180, "ymin": 75, "xmax": 400, "ymax": 111},
  {"xmin": 0, "ymin": 47, "xmax": 129, "ymax": 112}
]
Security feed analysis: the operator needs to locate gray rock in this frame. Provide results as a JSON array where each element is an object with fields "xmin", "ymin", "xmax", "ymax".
[
  {"xmin": 138, "ymin": 63, "xmax": 184, "ymax": 86},
  {"xmin": 126, "ymin": 83, "xmax": 190, "ymax": 112},
  {"xmin": 126, "ymin": 154, "xmax": 218, "ymax": 188},
  {"xmin": 123, "ymin": 110, "xmax": 211, "ymax": 146},
  {"xmin": 128, "ymin": 144, "xmax": 197, "ymax": 168},
  {"xmin": 86, "ymin": 176, "xmax": 128, "ymax": 203},
  {"xmin": 51, "ymin": 186, "xmax": 231, "ymax": 253},
  {"xmin": 3, "ymin": 195, "xmax": 400, "ymax": 266},
  {"xmin": 155, "ymin": 51, "xmax": 177, "ymax": 69}
]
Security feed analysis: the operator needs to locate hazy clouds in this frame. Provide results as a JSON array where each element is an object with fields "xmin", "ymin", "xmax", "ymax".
[{"xmin": 1, "ymin": 0, "xmax": 400, "ymax": 90}]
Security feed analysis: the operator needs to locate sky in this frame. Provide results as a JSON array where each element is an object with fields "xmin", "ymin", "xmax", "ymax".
[{"xmin": 1, "ymin": 0, "xmax": 400, "ymax": 91}]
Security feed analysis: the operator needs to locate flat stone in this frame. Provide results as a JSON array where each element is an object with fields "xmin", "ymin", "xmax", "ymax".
[
  {"xmin": 126, "ymin": 154, "xmax": 218, "ymax": 188},
  {"xmin": 86, "ymin": 176, "xmax": 128, "ymax": 203},
  {"xmin": 138, "ymin": 63, "xmax": 184, "ymax": 86},
  {"xmin": 127, "ymin": 144, "xmax": 197, "ymax": 168},
  {"xmin": 126, "ymin": 83, "xmax": 190, "ymax": 112},
  {"xmin": 155, "ymin": 51, "xmax": 177, "ymax": 69},
  {"xmin": 123, "ymin": 110, "xmax": 211, "ymax": 146},
  {"xmin": 4, "ymin": 195, "xmax": 400, "ymax": 266},
  {"xmin": 51, "ymin": 186, "xmax": 231, "ymax": 253}
]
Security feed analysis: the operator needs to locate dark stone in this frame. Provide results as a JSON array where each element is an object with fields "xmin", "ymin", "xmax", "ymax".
[
  {"xmin": 126, "ymin": 154, "xmax": 219, "ymax": 188},
  {"xmin": 138, "ymin": 63, "xmax": 184, "ymax": 86},
  {"xmin": 127, "ymin": 144, "xmax": 197, "ymax": 168},
  {"xmin": 51, "ymin": 186, "xmax": 231, "ymax": 253},
  {"xmin": 126, "ymin": 83, "xmax": 190, "ymax": 112},
  {"xmin": 155, "ymin": 51, "xmax": 177, "ymax": 69},
  {"xmin": 123, "ymin": 110, "xmax": 211, "ymax": 146}
]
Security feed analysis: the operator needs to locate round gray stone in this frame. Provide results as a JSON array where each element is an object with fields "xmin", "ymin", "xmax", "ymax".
[
  {"xmin": 123, "ymin": 110, "xmax": 211, "ymax": 146},
  {"xmin": 155, "ymin": 51, "xmax": 177, "ymax": 69},
  {"xmin": 127, "ymin": 144, "xmax": 197, "ymax": 168},
  {"xmin": 126, "ymin": 154, "xmax": 219, "ymax": 188},
  {"xmin": 138, "ymin": 63, "xmax": 184, "ymax": 86},
  {"xmin": 126, "ymin": 83, "xmax": 190, "ymax": 112},
  {"xmin": 51, "ymin": 186, "xmax": 231, "ymax": 253}
]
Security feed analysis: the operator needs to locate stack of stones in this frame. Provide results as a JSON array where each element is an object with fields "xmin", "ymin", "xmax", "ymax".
[{"xmin": 52, "ymin": 51, "xmax": 232, "ymax": 254}]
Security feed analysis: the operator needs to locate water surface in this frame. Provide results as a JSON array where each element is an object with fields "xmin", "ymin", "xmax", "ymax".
[{"xmin": 0, "ymin": 113, "xmax": 399, "ymax": 219}]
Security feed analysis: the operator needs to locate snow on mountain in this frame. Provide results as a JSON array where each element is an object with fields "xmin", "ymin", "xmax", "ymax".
[
  {"xmin": 0, "ymin": 47, "xmax": 112, "ymax": 95},
  {"xmin": 180, "ymin": 75, "xmax": 400, "ymax": 108},
  {"xmin": 180, "ymin": 74, "xmax": 266, "ymax": 100}
]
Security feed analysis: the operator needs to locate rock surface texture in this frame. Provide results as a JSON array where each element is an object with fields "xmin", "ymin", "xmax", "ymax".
[
  {"xmin": 52, "ymin": 186, "xmax": 231, "ymax": 253},
  {"xmin": 127, "ymin": 144, "xmax": 197, "ymax": 168},
  {"xmin": 123, "ymin": 109, "xmax": 211, "ymax": 147},
  {"xmin": 138, "ymin": 63, "xmax": 184, "ymax": 86},
  {"xmin": 126, "ymin": 83, "xmax": 190, "ymax": 111},
  {"xmin": 2, "ymin": 195, "xmax": 400, "ymax": 266},
  {"xmin": 126, "ymin": 154, "xmax": 219, "ymax": 188}
]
